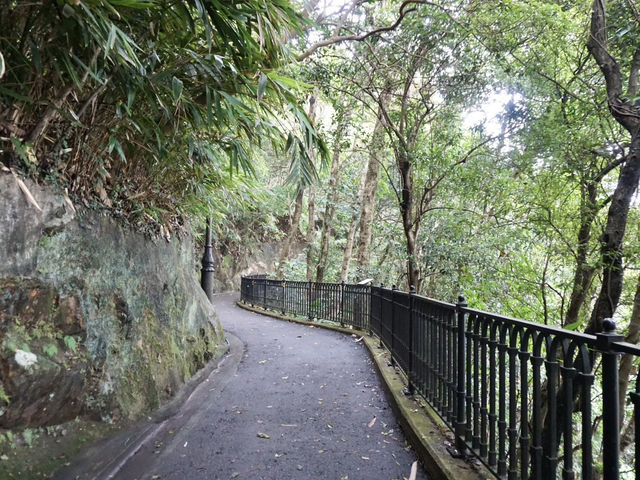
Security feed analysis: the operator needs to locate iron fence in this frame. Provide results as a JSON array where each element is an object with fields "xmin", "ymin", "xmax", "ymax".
[
  {"xmin": 240, "ymin": 275, "xmax": 640, "ymax": 480},
  {"xmin": 240, "ymin": 276, "xmax": 370, "ymax": 328}
]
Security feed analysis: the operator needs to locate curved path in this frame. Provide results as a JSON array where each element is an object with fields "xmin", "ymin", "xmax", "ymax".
[{"xmin": 91, "ymin": 293, "xmax": 428, "ymax": 480}]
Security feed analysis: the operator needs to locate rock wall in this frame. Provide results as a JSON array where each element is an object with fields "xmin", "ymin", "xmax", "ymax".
[
  {"xmin": 211, "ymin": 242, "xmax": 306, "ymax": 292},
  {"xmin": 212, "ymin": 242, "xmax": 280, "ymax": 292},
  {"xmin": 0, "ymin": 172, "xmax": 225, "ymax": 429}
]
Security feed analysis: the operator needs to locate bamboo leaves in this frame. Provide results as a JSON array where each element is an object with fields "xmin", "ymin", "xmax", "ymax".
[
  {"xmin": 0, "ymin": 0, "xmax": 325, "ymax": 223},
  {"xmin": 257, "ymin": 73, "xmax": 268, "ymax": 102}
]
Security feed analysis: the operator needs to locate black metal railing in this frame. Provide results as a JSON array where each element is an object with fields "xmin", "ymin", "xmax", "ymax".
[
  {"xmin": 240, "ymin": 275, "xmax": 640, "ymax": 480},
  {"xmin": 241, "ymin": 276, "xmax": 370, "ymax": 328}
]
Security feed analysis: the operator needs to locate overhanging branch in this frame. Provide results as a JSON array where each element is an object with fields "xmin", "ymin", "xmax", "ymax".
[{"xmin": 296, "ymin": 0, "xmax": 448, "ymax": 61}]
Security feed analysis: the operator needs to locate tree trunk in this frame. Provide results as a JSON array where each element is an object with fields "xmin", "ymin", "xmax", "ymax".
[
  {"xmin": 340, "ymin": 209, "xmax": 359, "ymax": 283},
  {"xmin": 355, "ymin": 102, "xmax": 385, "ymax": 274},
  {"xmin": 404, "ymin": 225, "xmax": 420, "ymax": 291},
  {"xmin": 303, "ymin": 90, "xmax": 319, "ymax": 281},
  {"xmin": 564, "ymin": 183, "xmax": 598, "ymax": 326},
  {"xmin": 316, "ymin": 140, "xmax": 343, "ymax": 283},
  {"xmin": 306, "ymin": 186, "xmax": 316, "ymax": 281},
  {"xmin": 276, "ymin": 187, "xmax": 304, "ymax": 278},
  {"xmin": 397, "ymin": 149, "xmax": 420, "ymax": 291},
  {"xmin": 586, "ymin": 0, "xmax": 640, "ymax": 333},
  {"xmin": 618, "ymin": 273, "xmax": 640, "ymax": 427},
  {"xmin": 585, "ymin": 139, "xmax": 640, "ymax": 333}
]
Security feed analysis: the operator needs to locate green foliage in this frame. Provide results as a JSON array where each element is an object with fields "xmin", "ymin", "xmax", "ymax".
[
  {"xmin": 0, "ymin": 0, "xmax": 326, "ymax": 229},
  {"xmin": 21, "ymin": 429, "xmax": 35, "ymax": 448},
  {"xmin": 63, "ymin": 336, "xmax": 78, "ymax": 353},
  {"xmin": 42, "ymin": 343, "xmax": 58, "ymax": 358},
  {"xmin": 0, "ymin": 386, "xmax": 10, "ymax": 405}
]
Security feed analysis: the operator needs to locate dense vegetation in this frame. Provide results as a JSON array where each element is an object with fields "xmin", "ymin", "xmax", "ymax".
[
  {"xmin": 3, "ymin": 0, "xmax": 639, "ymax": 319},
  {"xmin": 0, "ymin": 0, "xmax": 325, "ymax": 234},
  {"xmin": 3, "ymin": 0, "xmax": 640, "ymax": 327}
]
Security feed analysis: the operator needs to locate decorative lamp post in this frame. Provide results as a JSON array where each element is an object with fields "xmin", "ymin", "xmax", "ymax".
[{"xmin": 200, "ymin": 216, "xmax": 214, "ymax": 302}]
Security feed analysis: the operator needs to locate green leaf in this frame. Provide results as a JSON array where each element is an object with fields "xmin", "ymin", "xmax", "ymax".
[
  {"xmin": 108, "ymin": 136, "xmax": 126, "ymax": 163},
  {"xmin": 257, "ymin": 73, "xmax": 268, "ymax": 102},
  {"xmin": 43, "ymin": 343, "xmax": 58, "ymax": 357},
  {"xmin": 171, "ymin": 76, "xmax": 184, "ymax": 101},
  {"xmin": 220, "ymin": 91, "xmax": 255, "ymax": 113},
  {"xmin": 0, "ymin": 386, "xmax": 10, "ymax": 405},
  {"xmin": 267, "ymin": 73, "xmax": 313, "ymax": 91},
  {"xmin": 0, "ymin": 87, "xmax": 31, "ymax": 103},
  {"xmin": 106, "ymin": 24, "xmax": 117, "ymax": 55},
  {"xmin": 63, "ymin": 336, "xmax": 77, "ymax": 353},
  {"xmin": 127, "ymin": 88, "xmax": 136, "ymax": 109}
]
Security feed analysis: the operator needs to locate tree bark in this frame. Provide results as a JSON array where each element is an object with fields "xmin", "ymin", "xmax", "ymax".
[
  {"xmin": 316, "ymin": 140, "xmax": 344, "ymax": 283},
  {"xmin": 618, "ymin": 273, "xmax": 640, "ymax": 427},
  {"xmin": 276, "ymin": 187, "xmax": 304, "ymax": 278},
  {"xmin": 585, "ymin": 137, "xmax": 640, "ymax": 334},
  {"xmin": 355, "ymin": 101, "xmax": 385, "ymax": 275},
  {"xmin": 340, "ymin": 209, "xmax": 359, "ymax": 283},
  {"xmin": 564, "ymin": 183, "xmax": 598, "ymax": 326},
  {"xmin": 397, "ymin": 148, "xmax": 421, "ymax": 290},
  {"xmin": 304, "ymin": 91, "xmax": 319, "ymax": 281},
  {"xmin": 585, "ymin": 0, "xmax": 640, "ymax": 333},
  {"xmin": 306, "ymin": 186, "xmax": 316, "ymax": 281}
]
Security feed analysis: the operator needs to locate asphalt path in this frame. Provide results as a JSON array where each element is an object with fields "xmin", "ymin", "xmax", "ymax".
[{"xmin": 115, "ymin": 292, "xmax": 428, "ymax": 480}]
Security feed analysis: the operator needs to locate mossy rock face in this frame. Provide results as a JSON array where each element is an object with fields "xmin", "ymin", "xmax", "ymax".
[
  {"xmin": 0, "ymin": 173, "xmax": 225, "ymax": 431},
  {"xmin": 0, "ymin": 277, "xmax": 87, "ymax": 428}
]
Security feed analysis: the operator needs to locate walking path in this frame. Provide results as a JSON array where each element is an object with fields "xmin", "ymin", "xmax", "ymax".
[{"xmin": 57, "ymin": 293, "xmax": 428, "ymax": 480}]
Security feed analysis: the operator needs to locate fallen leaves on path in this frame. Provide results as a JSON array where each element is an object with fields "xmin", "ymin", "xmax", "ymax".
[
  {"xmin": 408, "ymin": 460, "xmax": 418, "ymax": 480},
  {"xmin": 368, "ymin": 416, "xmax": 377, "ymax": 428},
  {"xmin": 257, "ymin": 432, "xmax": 271, "ymax": 439}
]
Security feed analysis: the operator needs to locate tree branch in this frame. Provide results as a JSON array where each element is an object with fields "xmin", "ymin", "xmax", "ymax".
[
  {"xmin": 628, "ymin": 46, "xmax": 640, "ymax": 98},
  {"xmin": 587, "ymin": 0, "xmax": 639, "ymax": 132},
  {"xmin": 296, "ymin": 0, "xmax": 446, "ymax": 61}
]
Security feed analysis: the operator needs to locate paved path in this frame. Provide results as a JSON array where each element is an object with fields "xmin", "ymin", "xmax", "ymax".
[{"xmin": 113, "ymin": 293, "xmax": 428, "ymax": 480}]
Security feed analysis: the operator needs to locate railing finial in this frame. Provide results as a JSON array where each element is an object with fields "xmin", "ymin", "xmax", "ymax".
[{"xmin": 602, "ymin": 317, "xmax": 616, "ymax": 333}]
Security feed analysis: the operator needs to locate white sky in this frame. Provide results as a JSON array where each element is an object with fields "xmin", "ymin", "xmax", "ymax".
[{"xmin": 463, "ymin": 90, "xmax": 521, "ymax": 137}]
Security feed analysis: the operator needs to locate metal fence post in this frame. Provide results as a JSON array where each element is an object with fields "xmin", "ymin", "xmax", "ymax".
[
  {"xmin": 455, "ymin": 295, "xmax": 468, "ymax": 457},
  {"xmin": 263, "ymin": 278, "xmax": 267, "ymax": 309},
  {"xmin": 379, "ymin": 283, "xmax": 385, "ymax": 348},
  {"xmin": 596, "ymin": 318, "xmax": 623, "ymax": 480},
  {"xmin": 408, "ymin": 285, "xmax": 416, "ymax": 395},
  {"xmin": 200, "ymin": 216, "xmax": 214, "ymax": 302},
  {"xmin": 391, "ymin": 285, "xmax": 398, "ymax": 364},
  {"xmin": 340, "ymin": 281, "xmax": 345, "ymax": 327},
  {"xmin": 307, "ymin": 280, "xmax": 312, "ymax": 320},
  {"xmin": 281, "ymin": 280, "xmax": 286, "ymax": 314},
  {"xmin": 368, "ymin": 282, "xmax": 374, "ymax": 336}
]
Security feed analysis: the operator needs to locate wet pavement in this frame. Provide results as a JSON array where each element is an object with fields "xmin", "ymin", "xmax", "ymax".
[{"xmin": 79, "ymin": 293, "xmax": 428, "ymax": 480}]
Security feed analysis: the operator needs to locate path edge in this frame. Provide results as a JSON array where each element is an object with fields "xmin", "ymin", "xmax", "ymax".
[
  {"xmin": 236, "ymin": 300, "xmax": 490, "ymax": 480},
  {"xmin": 51, "ymin": 336, "xmax": 237, "ymax": 480}
]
